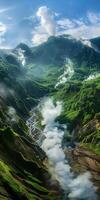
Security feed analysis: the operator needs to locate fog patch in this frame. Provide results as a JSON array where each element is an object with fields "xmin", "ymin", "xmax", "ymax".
[
  {"xmin": 0, "ymin": 83, "xmax": 14, "ymax": 99},
  {"xmin": 8, "ymin": 106, "xmax": 18, "ymax": 123}
]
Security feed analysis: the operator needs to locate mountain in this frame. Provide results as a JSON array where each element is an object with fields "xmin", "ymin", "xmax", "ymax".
[
  {"xmin": 90, "ymin": 37, "xmax": 100, "ymax": 52},
  {"xmin": 31, "ymin": 35, "xmax": 100, "ymax": 68},
  {"xmin": 0, "ymin": 34, "xmax": 100, "ymax": 199},
  {"xmin": 0, "ymin": 49, "xmax": 59, "ymax": 199},
  {"xmin": 18, "ymin": 35, "xmax": 100, "ymax": 80},
  {"xmin": 1, "ymin": 35, "xmax": 100, "ymax": 81},
  {"xmin": 55, "ymin": 77, "xmax": 100, "ymax": 152}
]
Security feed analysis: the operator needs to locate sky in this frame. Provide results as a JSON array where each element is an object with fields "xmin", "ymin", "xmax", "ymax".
[{"xmin": 0, "ymin": 0, "xmax": 100, "ymax": 48}]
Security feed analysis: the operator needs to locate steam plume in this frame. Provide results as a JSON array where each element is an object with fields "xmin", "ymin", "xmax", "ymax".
[{"xmin": 41, "ymin": 98, "xmax": 97, "ymax": 199}]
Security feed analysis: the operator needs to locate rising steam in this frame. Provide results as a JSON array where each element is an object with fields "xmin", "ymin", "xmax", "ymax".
[
  {"xmin": 55, "ymin": 59, "xmax": 74, "ymax": 88},
  {"xmin": 0, "ymin": 83, "xmax": 14, "ymax": 99},
  {"xmin": 17, "ymin": 48, "xmax": 26, "ymax": 66},
  {"xmin": 40, "ymin": 98, "xmax": 97, "ymax": 200}
]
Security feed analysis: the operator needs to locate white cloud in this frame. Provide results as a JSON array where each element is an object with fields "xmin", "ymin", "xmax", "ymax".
[
  {"xmin": 0, "ymin": 22, "xmax": 6, "ymax": 35},
  {"xmin": 32, "ymin": 33, "xmax": 48, "ymax": 46},
  {"xmin": 0, "ymin": 6, "xmax": 14, "ymax": 14},
  {"xmin": 32, "ymin": 7, "xmax": 100, "ymax": 46},
  {"xmin": 57, "ymin": 18, "xmax": 75, "ymax": 29},
  {"xmin": 32, "ymin": 6, "xmax": 56, "ymax": 45},
  {"xmin": 73, "ymin": 19, "xmax": 85, "ymax": 26},
  {"xmin": 57, "ymin": 12, "xmax": 100, "ymax": 39},
  {"xmin": 87, "ymin": 12, "xmax": 100, "ymax": 24},
  {"xmin": 0, "ymin": 7, "xmax": 14, "ymax": 46},
  {"xmin": 59, "ymin": 23, "xmax": 100, "ymax": 39},
  {"xmin": 0, "ymin": 22, "xmax": 7, "ymax": 45},
  {"xmin": 36, "ymin": 6, "xmax": 56, "ymax": 35}
]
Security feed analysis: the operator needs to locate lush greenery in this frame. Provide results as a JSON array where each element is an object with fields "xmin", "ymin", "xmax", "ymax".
[
  {"xmin": 0, "ymin": 35, "xmax": 100, "ymax": 199},
  {"xmin": 54, "ymin": 77, "xmax": 100, "ymax": 154},
  {"xmin": 0, "ymin": 50, "xmax": 58, "ymax": 199},
  {"xmin": 0, "ymin": 128, "xmax": 57, "ymax": 200}
]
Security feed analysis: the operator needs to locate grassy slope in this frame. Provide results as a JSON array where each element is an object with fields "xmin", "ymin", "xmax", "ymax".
[
  {"xmin": 54, "ymin": 77, "xmax": 100, "ymax": 154},
  {"xmin": 0, "ymin": 37, "xmax": 100, "ymax": 199},
  {"xmin": 0, "ymin": 57, "xmax": 57, "ymax": 199},
  {"xmin": 0, "ymin": 128, "xmax": 56, "ymax": 200}
]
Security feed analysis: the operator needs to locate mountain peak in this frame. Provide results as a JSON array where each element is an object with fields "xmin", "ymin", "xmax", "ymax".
[
  {"xmin": 15, "ymin": 43, "xmax": 30, "ymax": 51},
  {"xmin": 15, "ymin": 43, "xmax": 32, "ymax": 57}
]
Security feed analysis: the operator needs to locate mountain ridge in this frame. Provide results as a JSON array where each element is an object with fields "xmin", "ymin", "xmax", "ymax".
[{"xmin": 0, "ymin": 34, "xmax": 100, "ymax": 199}]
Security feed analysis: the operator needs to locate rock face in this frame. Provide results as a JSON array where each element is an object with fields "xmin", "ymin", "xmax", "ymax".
[{"xmin": 67, "ymin": 146, "xmax": 100, "ymax": 195}]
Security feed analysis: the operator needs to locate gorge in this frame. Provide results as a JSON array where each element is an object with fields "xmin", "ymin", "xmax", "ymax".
[{"xmin": 0, "ymin": 35, "xmax": 100, "ymax": 200}]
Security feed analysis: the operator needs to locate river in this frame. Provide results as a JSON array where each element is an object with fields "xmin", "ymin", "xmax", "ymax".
[
  {"xmin": 26, "ymin": 97, "xmax": 98, "ymax": 200},
  {"xmin": 26, "ymin": 57, "xmax": 99, "ymax": 199}
]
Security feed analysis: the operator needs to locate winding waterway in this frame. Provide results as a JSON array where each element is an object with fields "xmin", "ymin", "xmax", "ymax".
[
  {"xmin": 27, "ymin": 97, "xmax": 98, "ymax": 200},
  {"xmin": 26, "ymin": 57, "xmax": 98, "ymax": 200}
]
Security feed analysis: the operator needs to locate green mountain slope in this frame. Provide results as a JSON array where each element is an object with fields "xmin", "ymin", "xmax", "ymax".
[
  {"xmin": 54, "ymin": 77, "xmax": 100, "ymax": 154},
  {"xmin": 0, "ymin": 55, "xmax": 59, "ymax": 199},
  {"xmin": 0, "ymin": 127, "xmax": 58, "ymax": 200},
  {"xmin": 0, "ymin": 34, "xmax": 100, "ymax": 199},
  {"xmin": 5, "ymin": 35, "xmax": 99, "ymax": 81}
]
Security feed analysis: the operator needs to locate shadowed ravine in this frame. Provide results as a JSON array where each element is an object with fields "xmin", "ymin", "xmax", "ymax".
[{"xmin": 27, "ymin": 97, "xmax": 98, "ymax": 200}]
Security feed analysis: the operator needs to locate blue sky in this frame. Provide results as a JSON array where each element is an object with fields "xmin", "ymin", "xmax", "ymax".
[{"xmin": 0, "ymin": 0, "xmax": 100, "ymax": 48}]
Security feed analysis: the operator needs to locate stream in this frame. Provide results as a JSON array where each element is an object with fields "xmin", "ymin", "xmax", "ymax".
[
  {"xmin": 26, "ymin": 58, "xmax": 98, "ymax": 200},
  {"xmin": 26, "ymin": 97, "xmax": 98, "ymax": 200}
]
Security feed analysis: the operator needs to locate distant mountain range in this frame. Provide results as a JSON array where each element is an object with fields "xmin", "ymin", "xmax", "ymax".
[{"xmin": 0, "ymin": 35, "xmax": 100, "ymax": 81}]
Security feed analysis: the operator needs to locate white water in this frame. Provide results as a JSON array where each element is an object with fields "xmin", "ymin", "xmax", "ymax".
[
  {"xmin": 26, "ymin": 107, "xmax": 42, "ymax": 141},
  {"xmin": 40, "ymin": 98, "xmax": 97, "ymax": 200},
  {"xmin": 17, "ymin": 48, "xmax": 26, "ymax": 66},
  {"xmin": 55, "ymin": 59, "xmax": 74, "ymax": 88}
]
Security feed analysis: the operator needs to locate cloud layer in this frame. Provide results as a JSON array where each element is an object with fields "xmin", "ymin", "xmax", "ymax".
[
  {"xmin": 32, "ymin": 7, "xmax": 100, "ymax": 45},
  {"xmin": 0, "ymin": 5, "xmax": 100, "ymax": 47},
  {"xmin": 32, "ymin": 6, "xmax": 56, "ymax": 45}
]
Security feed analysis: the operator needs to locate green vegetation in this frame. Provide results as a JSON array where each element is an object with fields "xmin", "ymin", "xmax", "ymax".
[
  {"xmin": 0, "ymin": 49, "xmax": 58, "ymax": 199},
  {"xmin": 80, "ymin": 142, "xmax": 100, "ymax": 155},
  {"xmin": 54, "ymin": 77, "xmax": 100, "ymax": 154},
  {"xmin": 0, "ymin": 128, "xmax": 57, "ymax": 200},
  {"xmin": 0, "ymin": 35, "xmax": 100, "ymax": 199}
]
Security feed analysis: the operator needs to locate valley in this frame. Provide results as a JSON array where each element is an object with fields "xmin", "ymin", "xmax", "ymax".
[{"xmin": 0, "ymin": 35, "xmax": 100, "ymax": 200}]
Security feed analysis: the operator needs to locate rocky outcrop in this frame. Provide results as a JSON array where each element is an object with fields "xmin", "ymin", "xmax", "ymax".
[{"xmin": 66, "ymin": 146, "xmax": 100, "ymax": 195}]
